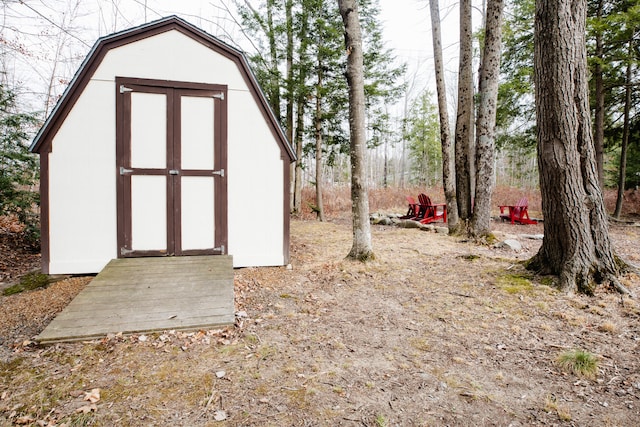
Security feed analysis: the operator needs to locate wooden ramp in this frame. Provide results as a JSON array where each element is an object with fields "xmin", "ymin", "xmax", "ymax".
[{"xmin": 37, "ymin": 256, "xmax": 235, "ymax": 343}]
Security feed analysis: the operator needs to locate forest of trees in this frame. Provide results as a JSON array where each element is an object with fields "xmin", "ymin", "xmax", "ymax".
[
  {"xmin": 1, "ymin": 1, "xmax": 637, "ymax": 205},
  {"xmin": 0, "ymin": 0, "xmax": 638, "ymax": 290}
]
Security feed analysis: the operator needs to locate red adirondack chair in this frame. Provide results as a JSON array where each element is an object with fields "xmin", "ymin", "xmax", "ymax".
[
  {"xmin": 399, "ymin": 196, "xmax": 420, "ymax": 219},
  {"xmin": 499, "ymin": 197, "xmax": 537, "ymax": 224},
  {"xmin": 416, "ymin": 194, "xmax": 447, "ymax": 224}
]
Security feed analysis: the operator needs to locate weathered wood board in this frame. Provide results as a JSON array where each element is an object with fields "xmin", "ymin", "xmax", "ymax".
[{"xmin": 37, "ymin": 256, "xmax": 234, "ymax": 343}]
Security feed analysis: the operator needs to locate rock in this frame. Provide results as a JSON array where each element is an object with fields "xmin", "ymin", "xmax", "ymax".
[
  {"xmin": 434, "ymin": 226, "xmax": 449, "ymax": 234},
  {"xmin": 499, "ymin": 239, "xmax": 522, "ymax": 251},
  {"xmin": 398, "ymin": 220, "xmax": 421, "ymax": 229},
  {"xmin": 370, "ymin": 214, "xmax": 394, "ymax": 225},
  {"xmin": 521, "ymin": 234, "xmax": 544, "ymax": 240}
]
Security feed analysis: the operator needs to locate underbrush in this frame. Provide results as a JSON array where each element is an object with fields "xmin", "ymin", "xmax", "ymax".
[{"xmin": 296, "ymin": 185, "xmax": 639, "ymax": 221}]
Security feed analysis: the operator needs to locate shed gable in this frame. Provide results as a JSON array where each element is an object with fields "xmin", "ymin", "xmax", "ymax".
[{"xmin": 31, "ymin": 16, "xmax": 294, "ymax": 162}]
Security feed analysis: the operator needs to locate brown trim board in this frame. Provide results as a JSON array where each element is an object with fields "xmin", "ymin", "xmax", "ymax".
[{"xmin": 39, "ymin": 153, "xmax": 50, "ymax": 274}]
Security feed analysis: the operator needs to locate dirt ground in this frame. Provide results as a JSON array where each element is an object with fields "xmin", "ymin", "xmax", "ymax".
[{"xmin": 1, "ymin": 215, "xmax": 640, "ymax": 426}]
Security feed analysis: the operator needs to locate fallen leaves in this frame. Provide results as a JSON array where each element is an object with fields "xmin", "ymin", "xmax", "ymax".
[
  {"xmin": 76, "ymin": 388, "xmax": 100, "ymax": 416},
  {"xmin": 0, "ymin": 215, "xmax": 39, "ymax": 284},
  {"xmin": 14, "ymin": 415, "xmax": 35, "ymax": 425},
  {"xmin": 83, "ymin": 388, "xmax": 100, "ymax": 403},
  {"xmin": 101, "ymin": 327, "xmax": 238, "ymax": 351},
  {"xmin": 75, "ymin": 403, "xmax": 97, "ymax": 414},
  {"xmin": 213, "ymin": 410, "xmax": 227, "ymax": 421}
]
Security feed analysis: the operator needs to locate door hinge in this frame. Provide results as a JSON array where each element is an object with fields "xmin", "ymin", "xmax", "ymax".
[
  {"xmin": 212, "ymin": 169, "xmax": 225, "ymax": 177},
  {"xmin": 213, "ymin": 92, "xmax": 225, "ymax": 100},
  {"xmin": 121, "ymin": 247, "xmax": 134, "ymax": 256},
  {"xmin": 120, "ymin": 166, "xmax": 134, "ymax": 175},
  {"xmin": 214, "ymin": 245, "xmax": 225, "ymax": 254},
  {"xmin": 119, "ymin": 84, "xmax": 133, "ymax": 94}
]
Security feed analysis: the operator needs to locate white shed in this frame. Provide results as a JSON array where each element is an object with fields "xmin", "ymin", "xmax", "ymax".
[{"xmin": 30, "ymin": 16, "xmax": 295, "ymax": 275}]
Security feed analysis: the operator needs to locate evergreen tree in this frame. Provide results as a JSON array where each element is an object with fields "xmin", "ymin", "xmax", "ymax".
[
  {"xmin": 0, "ymin": 84, "xmax": 39, "ymax": 246},
  {"xmin": 498, "ymin": 0, "xmax": 639, "ymax": 195},
  {"xmin": 405, "ymin": 92, "xmax": 441, "ymax": 186},
  {"xmin": 497, "ymin": 0, "xmax": 535, "ymax": 151},
  {"xmin": 236, "ymin": 0, "xmax": 405, "ymax": 196}
]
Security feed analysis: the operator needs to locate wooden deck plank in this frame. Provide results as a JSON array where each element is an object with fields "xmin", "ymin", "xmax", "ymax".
[
  {"xmin": 72, "ymin": 281, "xmax": 232, "ymax": 297},
  {"xmin": 40, "ymin": 308, "xmax": 234, "ymax": 326},
  {"xmin": 62, "ymin": 292, "xmax": 232, "ymax": 308},
  {"xmin": 36, "ymin": 318, "xmax": 235, "ymax": 343},
  {"xmin": 37, "ymin": 255, "xmax": 235, "ymax": 343},
  {"xmin": 45, "ymin": 300, "xmax": 233, "ymax": 319}
]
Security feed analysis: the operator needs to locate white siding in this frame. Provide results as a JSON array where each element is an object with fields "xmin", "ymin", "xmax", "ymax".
[
  {"xmin": 93, "ymin": 31, "xmax": 246, "ymax": 90},
  {"xmin": 48, "ymin": 80, "xmax": 117, "ymax": 274},
  {"xmin": 227, "ymin": 89, "xmax": 285, "ymax": 267}
]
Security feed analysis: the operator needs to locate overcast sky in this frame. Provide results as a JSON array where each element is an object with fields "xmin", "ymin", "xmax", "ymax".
[{"xmin": 2, "ymin": 0, "xmax": 482, "ymax": 116}]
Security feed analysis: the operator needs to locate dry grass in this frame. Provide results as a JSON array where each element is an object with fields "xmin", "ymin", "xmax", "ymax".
[
  {"xmin": 1, "ymin": 185, "xmax": 640, "ymax": 426},
  {"xmin": 298, "ymin": 185, "xmax": 640, "ymax": 220}
]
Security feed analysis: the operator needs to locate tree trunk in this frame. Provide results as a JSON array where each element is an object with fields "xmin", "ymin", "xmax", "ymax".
[
  {"xmin": 383, "ymin": 136, "xmax": 388, "ymax": 188},
  {"xmin": 293, "ymin": 96, "xmax": 305, "ymax": 215},
  {"xmin": 614, "ymin": 39, "xmax": 633, "ymax": 218},
  {"xmin": 338, "ymin": 0, "xmax": 374, "ymax": 261},
  {"xmin": 531, "ymin": 0, "xmax": 620, "ymax": 294},
  {"xmin": 315, "ymin": 61, "xmax": 326, "ymax": 222},
  {"xmin": 454, "ymin": 0, "xmax": 474, "ymax": 226},
  {"xmin": 285, "ymin": 0, "xmax": 294, "ymax": 144},
  {"xmin": 429, "ymin": 0, "xmax": 458, "ymax": 230},
  {"xmin": 285, "ymin": 0, "xmax": 295, "ymax": 213},
  {"xmin": 292, "ymin": 5, "xmax": 311, "ymax": 215},
  {"xmin": 593, "ymin": 0, "xmax": 605, "ymax": 191},
  {"xmin": 471, "ymin": 0, "xmax": 504, "ymax": 238}
]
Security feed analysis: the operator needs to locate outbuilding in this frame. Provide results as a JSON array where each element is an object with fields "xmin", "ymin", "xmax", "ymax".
[{"xmin": 30, "ymin": 16, "xmax": 295, "ymax": 274}]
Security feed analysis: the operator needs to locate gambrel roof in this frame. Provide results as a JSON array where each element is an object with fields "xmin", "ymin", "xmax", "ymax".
[{"xmin": 30, "ymin": 15, "xmax": 294, "ymax": 161}]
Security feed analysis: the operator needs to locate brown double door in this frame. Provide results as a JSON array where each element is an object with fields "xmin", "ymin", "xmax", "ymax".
[{"xmin": 116, "ymin": 78, "xmax": 227, "ymax": 257}]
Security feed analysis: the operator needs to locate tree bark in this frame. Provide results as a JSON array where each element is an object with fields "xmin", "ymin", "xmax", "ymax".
[
  {"xmin": 531, "ymin": 0, "xmax": 620, "ymax": 294},
  {"xmin": 285, "ymin": 0, "xmax": 295, "ymax": 213},
  {"xmin": 285, "ymin": 0, "xmax": 294, "ymax": 144},
  {"xmin": 292, "ymin": 4, "xmax": 311, "ymax": 215},
  {"xmin": 614, "ymin": 38, "xmax": 633, "ymax": 218},
  {"xmin": 593, "ymin": 0, "xmax": 605, "ymax": 191},
  {"xmin": 472, "ymin": 0, "xmax": 504, "ymax": 238},
  {"xmin": 429, "ymin": 0, "xmax": 458, "ymax": 230},
  {"xmin": 315, "ymin": 60, "xmax": 326, "ymax": 221},
  {"xmin": 454, "ymin": 0, "xmax": 474, "ymax": 226},
  {"xmin": 338, "ymin": 0, "xmax": 374, "ymax": 261},
  {"xmin": 293, "ymin": 94, "xmax": 305, "ymax": 215}
]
